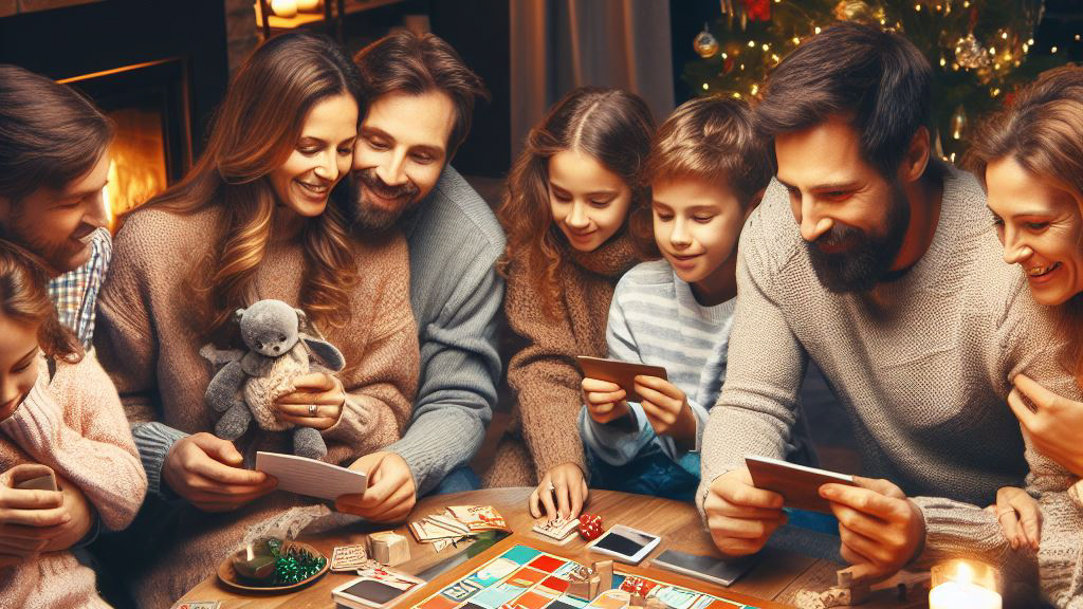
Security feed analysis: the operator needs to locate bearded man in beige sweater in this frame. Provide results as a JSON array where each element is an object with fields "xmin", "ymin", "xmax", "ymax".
[{"xmin": 700, "ymin": 22, "xmax": 1082, "ymax": 586}]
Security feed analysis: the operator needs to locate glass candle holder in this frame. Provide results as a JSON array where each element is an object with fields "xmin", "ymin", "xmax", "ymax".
[{"xmin": 929, "ymin": 559, "xmax": 1002, "ymax": 609}]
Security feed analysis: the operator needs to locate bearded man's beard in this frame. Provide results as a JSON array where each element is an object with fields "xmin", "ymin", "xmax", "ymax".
[
  {"xmin": 807, "ymin": 184, "xmax": 911, "ymax": 293},
  {"xmin": 347, "ymin": 168, "xmax": 422, "ymax": 233}
]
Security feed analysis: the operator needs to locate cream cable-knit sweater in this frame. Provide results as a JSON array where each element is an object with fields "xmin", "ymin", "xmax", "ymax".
[
  {"xmin": 95, "ymin": 206, "xmax": 418, "ymax": 608},
  {"xmin": 0, "ymin": 353, "xmax": 147, "ymax": 609},
  {"xmin": 698, "ymin": 166, "xmax": 1083, "ymax": 581}
]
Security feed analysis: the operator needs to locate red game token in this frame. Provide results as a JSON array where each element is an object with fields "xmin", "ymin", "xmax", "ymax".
[{"xmin": 578, "ymin": 513, "xmax": 603, "ymax": 540}]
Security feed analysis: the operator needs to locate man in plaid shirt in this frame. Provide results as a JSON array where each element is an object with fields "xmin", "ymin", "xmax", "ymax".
[{"xmin": 48, "ymin": 227, "xmax": 113, "ymax": 347}]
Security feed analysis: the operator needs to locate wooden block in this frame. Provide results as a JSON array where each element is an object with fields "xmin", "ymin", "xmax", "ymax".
[
  {"xmin": 644, "ymin": 598, "xmax": 666, "ymax": 609},
  {"xmin": 593, "ymin": 560, "xmax": 614, "ymax": 590},
  {"xmin": 567, "ymin": 565, "xmax": 597, "ymax": 601},
  {"xmin": 629, "ymin": 593, "xmax": 647, "ymax": 607},
  {"xmin": 367, "ymin": 531, "xmax": 410, "ymax": 566}
]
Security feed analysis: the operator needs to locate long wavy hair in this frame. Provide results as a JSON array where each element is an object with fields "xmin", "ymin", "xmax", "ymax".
[
  {"xmin": 142, "ymin": 31, "xmax": 363, "ymax": 340},
  {"xmin": 966, "ymin": 65, "xmax": 1083, "ymax": 386},
  {"xmin": 497, "ymin": 87, "xmax": 656, "ymax": 318},
  {"xmin": 0, "ymin": 241, "xmax": 83, "ymax": 363}
]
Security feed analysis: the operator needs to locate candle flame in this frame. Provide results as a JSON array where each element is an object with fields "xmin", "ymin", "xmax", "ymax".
[
  {"xmin": 246, "ymin": 544, "xmax": 254, "ymax": 561},
  {"xmin": 956, "ymin": 561, "xmax": 974, "ymax": 585}
]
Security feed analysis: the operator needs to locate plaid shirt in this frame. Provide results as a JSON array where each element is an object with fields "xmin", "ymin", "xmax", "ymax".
[{"xmin": 48, "ymin": 227, "xmax": 113, "ymax": 347}]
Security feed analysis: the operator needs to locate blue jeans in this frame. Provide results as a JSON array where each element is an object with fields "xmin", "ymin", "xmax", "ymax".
[
  {"xmin": 585, "ymin": 444, "xmax": 700, "ymax": 502},
  {"xmin": 426, "ymin": 466, "xmax": 481, "ymax": 496}
]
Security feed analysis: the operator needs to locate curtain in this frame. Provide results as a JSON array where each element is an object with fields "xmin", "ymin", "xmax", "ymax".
[{"xmin": 509, "ymin": 0, "xmax": 675, "ymax": 159}]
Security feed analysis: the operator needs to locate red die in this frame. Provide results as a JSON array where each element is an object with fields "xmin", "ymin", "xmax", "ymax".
[{"xmin": 578, "ymin": 513, "xmax": 603, "ymax": 540}]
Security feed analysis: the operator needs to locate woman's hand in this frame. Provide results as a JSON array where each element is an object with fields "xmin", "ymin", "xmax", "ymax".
[
  {"xmin": 275, "ymin": 372, "xmax": 346, "ymax": 430},
  {"xmin": 162, "ymin": 432, "xmax": 276, "ymax": 512},
  {"xmin": 337, "ymin": 452, "xmax": 417, "ymax": 523},
  {"xmin": 634, "ymin": 375, "xmax": 696, "ymax": 449},
  {"xmin": 987, "ymin": 486, "xmax": 1041, "ymax": 551},
  {"xmin": 1009, "ymin": 374, "xmax": 1083, "ymax": 477},
  {"xmin": 0, "ymin": 464, "xmax": 67, "ymax": 567},
  {"xmin": 529, "ymin": 463, "xmax": 588, "ymax": 520},
  {"xmin": 582, "ymin": 378, "xmax": 629, "ymax": 424}
]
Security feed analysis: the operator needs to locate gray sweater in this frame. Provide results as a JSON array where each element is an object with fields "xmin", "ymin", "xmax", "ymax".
[
  {"xmin": 698, "ymin": 165, "xmax": 1081, "ymax": 521},
  {"xmin": 382, "ymin": 166, "xmax": 505, "ymax": 495}
]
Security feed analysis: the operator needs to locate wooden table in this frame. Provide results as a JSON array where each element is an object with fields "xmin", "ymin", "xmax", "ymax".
[{"xmin": 177, "ymin": 488, "xmax": 927, "ymax": 608}]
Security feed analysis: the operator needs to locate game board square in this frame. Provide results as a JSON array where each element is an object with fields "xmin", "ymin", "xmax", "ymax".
[
  {"xmin": 469, "ymin": 583, "xmax": 528, "ymax": 609},
  {"xmin": 506, "ymin": 567, "xmax": 548, "ymax": 587},
  {"xmin": 503, "ymin": 545, "xmax": 544, "ymax": 565},
  {"xmin": 539, "ymin": 576, "xmax": 569, "ymax": 594},
  {"xmin": 527, "ymin": 555, "xmax": 566, "ymax": 573},
  {"xmin": 705, "ymin": 599, "xmax": 746, "ymax": 609},
  {"xmin": 515, "ymin": 591, "xmax": 557, "ymax": 609},
  {"xmin": 547, "ymin": 600, "xmax": 584, "ymax": 609},
  {"xmin": 585, "ymin": 590, "xmax": 628, "ymax": 609},
  {"xmin": 654, "ymin": 586, "xmax": 699, "ymax": 609},
  {"xmin": 418, "ymin": 594, "xmax": 460, "ymax": 609},
  {"xmin": 462, "ymin": 603, "xmax": 488, "ymax": 609}
]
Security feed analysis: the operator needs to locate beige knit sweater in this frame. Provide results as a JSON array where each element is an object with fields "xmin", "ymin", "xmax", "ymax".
[
  {"xmin": 0, "ymin": 353, "xmax": 147, "ymax": 609},
  {"xmin": 95, "ymin": 206, "xmax": 418, "ymax": 608},
  {"xmin": 484, "ymin": 232, "xmax": 638, "ymax": 486},
  {"xmin": 699, "ymin": 166, "xmax": 1083, "ymax": 583}
]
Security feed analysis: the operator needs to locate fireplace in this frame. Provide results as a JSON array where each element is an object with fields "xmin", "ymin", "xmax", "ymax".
[{"xmin": 0, "ymin": 0, "xmax": 229, "ymax": 225}]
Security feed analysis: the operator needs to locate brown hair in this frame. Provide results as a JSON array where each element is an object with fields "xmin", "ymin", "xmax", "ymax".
[
  {"xmin": 0, "ymin": 64, "xmax": 113, "ymax": 205},
  {"xmin": 497, "ymin": 87, "xmax": 656, "ymax": 317},
  {"xmin": 353, "ymin": 31, "xmax": 489, "ymax": 158},
  {"xmin": 0, "ymin": 241, "xmax": 83, "ymax": 363},
  {"xmin": 965, "ymin": 65, "xmax": 1083, "ymax": 387},
  {"xmin": 754, "ymin": 22, "xmax": 933, "ymax": 180},
  {"xmin": 142, "ymin": 31, "xmax": 362, "ymax": 339},
  {"xmin": 646, "ymin": 95, "xmax": 771, "ymax": 205}
]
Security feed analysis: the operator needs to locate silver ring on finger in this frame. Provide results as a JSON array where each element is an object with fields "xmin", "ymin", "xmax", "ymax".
[
  {"xmin": 308, "ymin": 404, "xmax": 318, "ymax": 417},
  {"xmin": 547, "ymin": 482, "xmax": 556, "ymax": 493}
]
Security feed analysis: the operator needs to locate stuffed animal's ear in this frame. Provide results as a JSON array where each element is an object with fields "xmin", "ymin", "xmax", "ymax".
[
  {"xmin": 302, "ymin": 337, "xmax": 345, "ymax": 371},
  {"xmin": 295, "ymin": 308, "xmax": 318, "ymax": 336},
  {"xmin": 234, "ymin": 308, "xmax": 246, "ymax": 323}
]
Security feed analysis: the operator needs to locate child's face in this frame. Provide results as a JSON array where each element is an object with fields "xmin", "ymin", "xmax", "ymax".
[
  {"xmin": 0, "ymin": 315, "xmax": 40, "ymax": 420},
  {"xmin": 548, "ymin": 150, "xmax": 633, "ymax": 253},
  {"xmin": 652, "ymin": 177, "xmax": 749, "ymax": 286}
]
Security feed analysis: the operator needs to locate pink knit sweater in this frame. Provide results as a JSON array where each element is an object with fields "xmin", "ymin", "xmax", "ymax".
[{"xmin": 0, "ymin": 353, "xmax": 147, "ymax": 609}]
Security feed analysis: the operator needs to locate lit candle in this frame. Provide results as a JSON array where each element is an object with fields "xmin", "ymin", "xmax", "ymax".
[
  {"xmin": 929, "ymin": 561, "xmax": 1002, "ymax": 609},
  {"xmin": 232, "ymin": 542, "xmax": 276, "ymax": 583}
]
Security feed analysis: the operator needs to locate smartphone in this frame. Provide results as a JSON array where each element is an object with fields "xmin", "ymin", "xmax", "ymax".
[
  {"xmin": 13, "ymin": 470, "xmax": 57, "ymax": 492},
  {"xmin": 652, "ymin": 549, "xmax": 755, "ymax": 587},
  {"xmin": 331, "ymin": 575, "xmax": 421, "ymax": 609},
  {"xmin": 587, "ymin": 525, "xmax": 660, "ymax": 564}
]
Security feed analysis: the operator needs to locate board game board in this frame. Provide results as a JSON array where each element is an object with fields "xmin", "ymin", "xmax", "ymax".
[{"xmin": 394, "ymin": 535, "xmax": 782, "ymax": 609}]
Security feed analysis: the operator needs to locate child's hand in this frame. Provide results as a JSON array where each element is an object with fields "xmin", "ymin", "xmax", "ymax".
[
  {"xmin": 987, "ymin": 486, "xmax": 1041, "ymax": 551},
  {"xmin": 633, "ymin": 375, "xmax": 696, "ymax": 449},
  {"xmin": 0, "ymin": 464, "xmax": 67, "ymax": 567},
  {"xmin": 581, "ymin": 377, "xmax": 630, "ymax": 424}
]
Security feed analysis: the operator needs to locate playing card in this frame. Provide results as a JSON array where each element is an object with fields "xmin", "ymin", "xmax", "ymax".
[
  {"xmin": 355, "ymin": 560, "xmax": 425, "ymax": 588},
  {"xmin": 433, "ymin": 538, "xmax": 452, "ymax": 552},
  {"xmin": 409, "ymin": 518, "xmax": 464, "ymax": 542},
  {"xmin": 532, "ymin": 516, "xmax": 579, "ymax": 541},
  {"xmin": 428, "ymin": 513, "xmax": 472, "ymax": 535},
  {"xmin": 171, "ymin": 602, "xmax": 221, "ymax": 609},
  {"xmin": 445, "ymin": 505, "xmax": 509, "ymax": 531},
  {"xmin": 332, "ymin": 544, "xmax": 370, "ymax": 572}
]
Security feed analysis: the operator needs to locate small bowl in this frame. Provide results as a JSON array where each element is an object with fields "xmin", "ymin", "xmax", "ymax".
[{"xmin": 217, "ymin": 541, "xmax": 330, "ymax": 593}]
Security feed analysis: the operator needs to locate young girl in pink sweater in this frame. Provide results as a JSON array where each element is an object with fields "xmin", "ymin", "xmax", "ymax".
[{"xmin": 0, "ymin": 245, "xmax": 147, "ymax": 609}]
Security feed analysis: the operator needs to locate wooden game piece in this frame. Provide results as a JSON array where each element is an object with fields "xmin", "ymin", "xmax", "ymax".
[
  {"xmin": 644, "ymin": 598, "xmax": 666, "ymax": 609},
  {"xmin": 578, "ymin": 513, "xmax": 603, "ymax": 541},
  {"xmin": 567, "ymin": 564, "xmax": 600, "ymax": 600},
  {"xmin": 629, "ymin": 592, "xmax": 647, "ymax": 607},
  {"xmin": 836, "ymin": 567, "xmax": 870, "ymax": 604},
  {"xmin": 368, "ymin": 531, "xmax": 410, "ymax": 566},
  {"xmin": 593, "ymin": 559, "xmax": 614, "ymax": 590}
]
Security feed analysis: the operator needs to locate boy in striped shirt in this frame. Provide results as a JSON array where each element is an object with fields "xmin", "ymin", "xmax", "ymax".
[{"xmin": 578, "ymin": 96, "xmax": 772, "ymax": 501}]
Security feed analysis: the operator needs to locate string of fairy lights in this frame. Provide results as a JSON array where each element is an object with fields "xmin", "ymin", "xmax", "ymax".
[{"xmin": 683, "ymin": 0, "xmax": 1072, "ymax": 159}]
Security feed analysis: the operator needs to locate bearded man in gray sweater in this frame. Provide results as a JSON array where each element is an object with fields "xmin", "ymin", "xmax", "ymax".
[
  {"xmin": 701, "ymin": 22, "xmax": 1081, "ymax": 583},
  {"xmin": 334, "ymin": 31, "xmax": 504, "ymax": 521}
]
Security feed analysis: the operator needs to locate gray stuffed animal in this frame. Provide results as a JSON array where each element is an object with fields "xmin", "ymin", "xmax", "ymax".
[{"xmin": 203, "ymin": 299, "xmax": 345, "ymax": 460}]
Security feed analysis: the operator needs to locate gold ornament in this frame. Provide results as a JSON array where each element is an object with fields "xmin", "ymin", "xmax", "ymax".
[
  {"xmin": 694, "ymin": 28, "xmax": 720, "ymax": 58},
  {"xmin": 954, "ymin": 33, "xmax": 991, "ymax": 69},
  {"xmin": 833, "ymin": 0, "xmax": 874, "ymax": 22}
]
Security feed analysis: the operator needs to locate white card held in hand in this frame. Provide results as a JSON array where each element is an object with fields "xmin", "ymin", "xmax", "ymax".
[{"xmin": 255, "ymin": 451, "xmax": 367, "ymax": 501}]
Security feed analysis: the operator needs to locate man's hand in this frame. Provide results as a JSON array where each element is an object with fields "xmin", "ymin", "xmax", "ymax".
[
  {"xmin": 704, "ymin": 467, "xmax": 787, "ymax": 557},
  {"xmin": 988, "ymin": 486, "xmax": 1041, "ymax": 551},
  {"xmin": 1010, "ymin": 374, "xmax": 1083, "ymax": 477},
  {"xmin": 582, "ymin": 378, "xmax": 630, "ymax": 424},
  {"xmin": 529, "ymin": 463, "xmax": 588, "ymax": 520},
  {"xmin": 821, "ymin": 476, "xmax": 925, "ymax": 581},
  {"xmin": 162, "ymin": 432, "xmax": 276, "ymax": 512},
  {"xmin": 274, "ymin": 372, "xmax": 346, "ymax": 431},
  {"xmin": 634, "ymin": 375, "xmax": 696, "ymax": 449},
  {"xmin": 0, "ymin": 464, "xmax": 68, "ymax": 568},
  {"xmin": 336, "ymin": 452, "xmax": 417, "ymax": 523}
]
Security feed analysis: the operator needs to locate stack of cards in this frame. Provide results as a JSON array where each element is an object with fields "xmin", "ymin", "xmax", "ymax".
[
  {"xmin": 331, "ymin": 561, "xmax": 424, "ymax": 609},
  {"xmin": 408, "ymin": 505, "xmax": 509, "ymax": 552},
  {"xmin": 531, "ymin": 516, "xmax": 579, "ymax": 544},
  {"xmin": 331, "ymin": 544, "xmax": 370, "ymax": 572}
]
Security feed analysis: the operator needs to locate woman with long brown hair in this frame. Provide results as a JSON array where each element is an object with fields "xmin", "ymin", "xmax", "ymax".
[
  {"xmin": 483, "ymin": 87, "xmax": 656, "ymax": 519},
  {"xmin": 94, "ymin": 31, "xmax": 418, "ymax": 607}
]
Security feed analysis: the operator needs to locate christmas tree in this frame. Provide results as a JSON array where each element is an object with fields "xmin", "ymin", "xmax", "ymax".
[{"xmin": 683, "ymin": 0, "xmax": 1060, "ymax": 161}]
